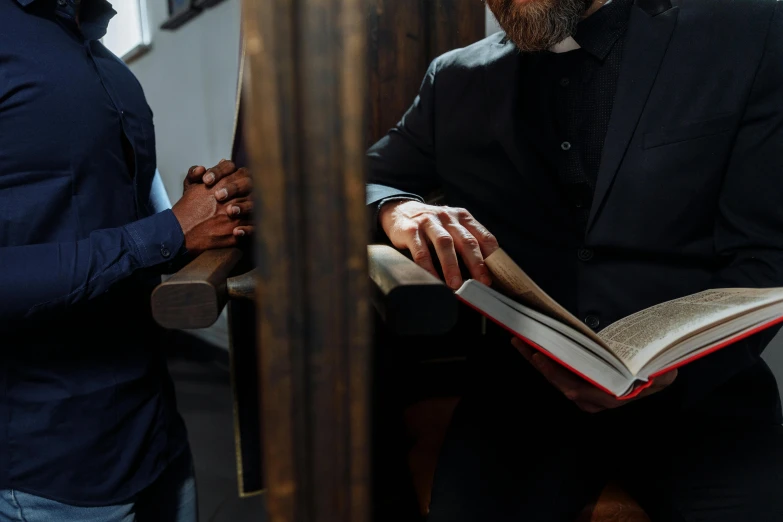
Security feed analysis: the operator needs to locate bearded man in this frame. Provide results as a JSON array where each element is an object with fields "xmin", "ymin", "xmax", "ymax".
[{"xmin": 366, "ymin": 0, "xmax": 783, "ymax": 519}]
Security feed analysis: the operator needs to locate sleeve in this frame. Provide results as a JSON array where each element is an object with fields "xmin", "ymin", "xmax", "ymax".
[
  {"xmin": 693, "ymin": 4, "xmax": 783, "ymax": 393},
  {"xmin": 366, "ymin": 58, "xmax": 442, "ymax": 207},
  {"xmin": 149, "ymin": 168, "xmax": 173, "ymax": 213},
  {"xmin": 0, "ymin": 209, "xmax": 185, "ymax": 328},
  {"xmin": 148, "ymin": 169, "xmax": 194, "ymax": 272}
]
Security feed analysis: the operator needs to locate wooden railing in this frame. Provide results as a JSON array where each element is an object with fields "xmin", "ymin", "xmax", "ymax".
[
  {"xmin": 152, "ymin": 245, "xmax": 458, "ymax": 336},
  {"xmin": 151, "ymin": 248, "xmax": 251, "ymax": 330}
]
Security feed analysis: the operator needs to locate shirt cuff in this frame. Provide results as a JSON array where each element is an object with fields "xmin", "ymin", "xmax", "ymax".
[
  {"xmin": 123, "ymin": 209, "xmax": 186, "ymax": 269},
  {"xmin": 371, "ymin": 196, "xmax": 422, "ymax": 239}
]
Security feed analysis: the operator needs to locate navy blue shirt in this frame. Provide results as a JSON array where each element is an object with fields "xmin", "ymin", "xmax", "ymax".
[
  {"xmin": 0, "ymin": 0, "xmax": 188, "ymax": 505},
  {"xmin": 54, "ymin": 0, "xmax": 80, "ymax": 20}
]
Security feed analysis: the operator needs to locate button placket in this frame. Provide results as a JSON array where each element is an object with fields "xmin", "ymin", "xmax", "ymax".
[
  {"xmin": 585, "ymin": 315, "xmax": 600, "ymax": 330},
  {"xmin": 578, "ymin": 248, "xmax": 594, "ymax": 262}
]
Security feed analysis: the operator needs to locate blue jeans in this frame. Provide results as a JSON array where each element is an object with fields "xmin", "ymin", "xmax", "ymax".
[{"xmin": 0, "ymin": 450, "xmax": 198, "ymax": 522}]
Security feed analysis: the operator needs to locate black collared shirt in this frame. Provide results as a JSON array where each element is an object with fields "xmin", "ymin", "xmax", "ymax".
[{"xmin": 524, "ymin": 0, "xmax": 634, "ymax": 235}]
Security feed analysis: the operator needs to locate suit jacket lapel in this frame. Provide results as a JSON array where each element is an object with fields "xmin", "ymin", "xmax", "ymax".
[{"xmin": 587, "ymin": 3, "xmax": 679, "ymax": 233}]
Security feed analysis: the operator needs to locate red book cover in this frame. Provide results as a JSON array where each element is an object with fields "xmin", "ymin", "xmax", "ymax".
[{"xmin": 457, "ymin": 295, "xmax": 783, "ymax": 400}]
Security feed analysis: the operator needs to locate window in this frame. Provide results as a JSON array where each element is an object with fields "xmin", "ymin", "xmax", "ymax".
[{"xmin": 102, "ymin": 0, "xmax": 151, "ymax": 62}]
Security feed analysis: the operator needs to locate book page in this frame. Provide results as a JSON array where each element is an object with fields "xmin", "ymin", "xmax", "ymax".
[
  {"xmin": 484, "ymin": 249, "xmax": 605, "ymax": 343},
  {"xmin": 597, "ymin": 288, "xmax": 783, "ymax": 375}
]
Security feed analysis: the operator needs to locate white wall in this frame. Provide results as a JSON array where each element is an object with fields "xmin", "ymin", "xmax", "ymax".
[
  {"xmin": 122, "ymin": 0, "xmax": 242, "ymax": 348},
  {"xmin": 127, "ymin": 0, "xmax": 242, "ymax": 200},
  {"xmin": 764, "ymin": 336, "xmax": 783, "ymax": 390}
]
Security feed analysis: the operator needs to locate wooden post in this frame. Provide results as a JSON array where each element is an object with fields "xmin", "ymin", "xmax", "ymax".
[
  {"xmin": 365, "ymin": 2, "xmax": 486, "ymax": 519},
  {"xmin": 367, "ymin": 0, "xmax": 487, "ymax": 144},
  {"xmin": 242, "ymin": 0, "xmax": 371, "ymax": 521}
]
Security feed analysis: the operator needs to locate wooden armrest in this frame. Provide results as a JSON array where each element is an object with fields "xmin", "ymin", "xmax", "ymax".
[
  {"xmin": 577, "ymin": 482, "xmax": 651, "ymax": 522},
  {"xmin": 368, "ymin": 245, "xmax": 458, "ymax": 336},
  {"xmin": 152, "ymin": 245, "xmax": 457, "ymax": 334},
  {"xmin": 151, "ymin": 248, "xmax": 255, "ymax": 329}
]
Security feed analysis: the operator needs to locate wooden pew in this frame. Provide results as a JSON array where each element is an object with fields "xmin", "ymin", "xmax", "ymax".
[
  {"xmin": 152, "ymin": 246, "xmax": 649, "ymax": 521},
  {"xmin": 151, "ymin": 248, "xmax": 252, "ymax": 330},
  {"xmin": 152, "ymin": 245, "xmax": 457, "ymax": 335}
]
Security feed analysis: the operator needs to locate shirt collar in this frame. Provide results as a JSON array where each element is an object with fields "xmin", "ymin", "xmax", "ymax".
[
  {"xmin": 549, "ymin": 37, "xmax": 582, "ymax": 54},
  {"xmin": 15, "ymin": 0, "xmax": 116, "ymax": 40},
  {"xmin": 572, "ymin": 0, "xmax": 634, "ymax": 61}
]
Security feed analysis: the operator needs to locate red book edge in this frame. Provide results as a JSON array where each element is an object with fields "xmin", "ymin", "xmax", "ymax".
[{"xmin": 457, "ymin": 295, "xmax": 783, "ymax": 400}]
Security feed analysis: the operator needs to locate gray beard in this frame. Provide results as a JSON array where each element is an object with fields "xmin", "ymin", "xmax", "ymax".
[{"xmin": 489, "ymin": 0, "xmax": 588, "ymax": 52}]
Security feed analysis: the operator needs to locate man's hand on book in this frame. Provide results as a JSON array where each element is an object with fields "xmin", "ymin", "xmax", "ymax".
[
  {"xmin": 378, "ymin": 200, "xmax": 499, "ymax": 289},
  {"xmin": 512, "ymin": 339, "xmax": 678, "ymax": 412}
]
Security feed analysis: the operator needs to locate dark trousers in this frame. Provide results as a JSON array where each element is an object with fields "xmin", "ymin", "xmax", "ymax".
[{"xmin": 428, "ymin": 347, "xmax": 783, "ymax": 522}]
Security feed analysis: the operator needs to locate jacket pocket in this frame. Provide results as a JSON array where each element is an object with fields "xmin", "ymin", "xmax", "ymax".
[{"xmin": 643, "ymin": 113, "xmax": 737, "ymax": 149}]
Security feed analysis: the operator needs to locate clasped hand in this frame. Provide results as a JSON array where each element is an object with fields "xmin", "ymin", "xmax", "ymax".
[{"xmin": 172, "ymin": 159, "xmax": 254, "ymax": 255}]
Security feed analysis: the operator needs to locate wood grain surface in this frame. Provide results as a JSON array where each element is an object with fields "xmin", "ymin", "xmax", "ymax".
[
  {"xmin": 151, "ymin": 248, "xmax": 242, "ymax": 329},
  {"xmin": 242, "ymin": 0, "xmax": 371, "ymax": 520}
]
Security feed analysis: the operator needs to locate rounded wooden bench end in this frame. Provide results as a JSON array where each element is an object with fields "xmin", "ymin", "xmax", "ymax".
[{"xmin": 577, "ymin": 482, "xmax": 651, "ymax": 522}]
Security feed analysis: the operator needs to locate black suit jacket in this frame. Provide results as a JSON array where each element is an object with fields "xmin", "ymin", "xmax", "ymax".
[{"xmin": 367, "ymin": 0, "xmax": 783, "ymax": 418}]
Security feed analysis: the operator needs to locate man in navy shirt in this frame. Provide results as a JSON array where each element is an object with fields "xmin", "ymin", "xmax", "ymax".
[{"xmin": 0, "ymin": 0, "xmax": 252, "ymax": 519}]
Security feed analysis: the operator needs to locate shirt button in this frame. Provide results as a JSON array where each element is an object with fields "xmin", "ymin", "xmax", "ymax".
[
  {"xmin": 561, "ymin": 141, "xmax": 572, "ymax": 151},
  {"xmin": 57, "ymin": 0, "xmax": 66, "ymax": 4},
  {"xmin": 161, "ymin": 246, "xmax": 171, "ymax": 258},
  {"xmin": 559, "ymin": 77, "xmax": 570, "ymax": 87},
  {"xmin": 578, "ymin": 248, "xmax": 594, "ymax": 262},
  {"xmin": 575, "ymin": 201, "xmax": 584, "ymax": 208},
  {"xmin": 585, "ymin": 315, "xmax": 600, "ymax": 330}
]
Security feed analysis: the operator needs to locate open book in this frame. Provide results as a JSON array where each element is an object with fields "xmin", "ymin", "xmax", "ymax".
[{"xmin": 456, "ymin": 249, "xmax": 783, "ymax": 398}]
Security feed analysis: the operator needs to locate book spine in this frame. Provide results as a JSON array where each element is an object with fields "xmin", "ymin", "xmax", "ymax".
[{"xmin": 456, "ymin": 295, "xmax": 640, "ymax": 399}]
